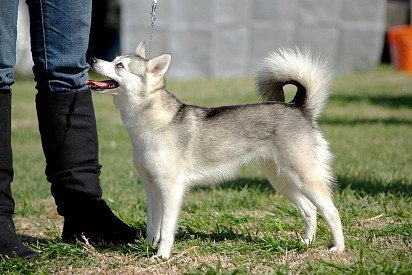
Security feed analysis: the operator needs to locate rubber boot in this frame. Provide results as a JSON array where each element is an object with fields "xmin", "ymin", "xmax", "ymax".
[{"xmin": 36, "ymin": 90, "xmax": 136, "ymax": 244}]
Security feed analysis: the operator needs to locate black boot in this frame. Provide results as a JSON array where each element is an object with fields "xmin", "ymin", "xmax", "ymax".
[
  {"xmin": 36, "ymin": 90, "xmax": 137, "ymax": 244},
  {"xmin": 61, "ymin": 198, "xmax": 137, "ymax": 244},
  {"xmin": 0, "ymin": 93, "xmax": 36, "ymax": 259},
  {"xmin": 0, "ymin": 215, "xmax": 37, "ymax": 259}
]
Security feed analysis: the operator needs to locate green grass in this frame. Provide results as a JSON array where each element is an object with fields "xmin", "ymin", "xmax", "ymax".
[{"xmin": 2, "ymin": 65, "xmax": 411, "ymax": 274}]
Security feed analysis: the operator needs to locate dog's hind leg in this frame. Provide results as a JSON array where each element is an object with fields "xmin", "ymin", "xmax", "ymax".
[
  {"xmin": 300, "ymin": 177, "xmax": 344, "ymax": 252},
  {"xmin": 260, "ymin": 161, "xmax": 317, "ymax": 244},
  {"xmin": 285, "ymin": 162, "xmax": 345, "ymax": 252}
]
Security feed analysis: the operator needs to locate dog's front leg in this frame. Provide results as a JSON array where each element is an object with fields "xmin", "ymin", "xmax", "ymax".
[
  {"xmin": 155, "ymin": 182, "xmax": 186, "ymax": 259},
  {"xmin": 145, "ymin": 182, "xmax": 155, "ymax": 245},
  {"xmin": 150, "ymin": 184, "xmax": 162, "ymax": 247},
  {"xmin": 145, "ymin": 183, "xmax": 163, "ymax": 247},
  {"xmin": 135, "ymin": 164, "xmax": 162, "ymax": 246}
]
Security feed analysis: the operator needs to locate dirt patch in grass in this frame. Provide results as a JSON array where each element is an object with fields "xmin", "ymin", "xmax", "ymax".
[
  {"xmin": 356, "ymin": 214, "xmax": 394, "ymax": 230},
  {"xmin": 47, "ymin": 247, "xmax": 216, "ymax": 275},
  {"xmin": 273, "ymin": 248, "xmax": 356, "ymax": 270},
  {"xmin": 14, "ymin": 197, "xmax": 63, "ymax": 239},
  {"xmin": 370, "ymin": 235, "xmax": 412, "ymax": 251},
  {"xmin": 42, "ymin": 244, "xmax": 358, "ymax": 274},
  {"xmin": 16, "ymin": 216, "xmax": 60, "ymax": 239}
]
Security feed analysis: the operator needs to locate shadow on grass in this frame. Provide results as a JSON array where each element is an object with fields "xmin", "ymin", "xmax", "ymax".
[
  {"xmin": 330, "ymin": 94, "xmax": 412, "ymax": 109},
  {"xmin": 19, "ymin": 234, "xmax": 49, "ymax": 246},
  {"xmin": 192, "ymin": 177, "xmax": 273, "ymax": 193},
  {"xmin": 175, "ymin": 226, "xmax": 304, "ymax": 253},
  {"xmin": 16, "ymin": 221, "xmax": 149, "ymax": 257},
  {"xmin": 176, "ymin": 225, "xmax": 255, "ymax": 243},
  {"xmin": 193, "ymin": 175, "xmax": 411, "ymax": 198},
  {"xmin": 16, "ymin": 234, "xmax": 91, "ymax": 260},
  {"xmin": 337, "ymin": 176, "xmax": 411, "ymax": 197},
  {"xmin": 319, "ymin": 117, "xmax": 412, "ymax": 126}
]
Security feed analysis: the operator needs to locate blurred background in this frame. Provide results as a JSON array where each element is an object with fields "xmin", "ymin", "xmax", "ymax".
[{"xmin": 15, "ymin": 0, "xmax": 412, "ymax": 78}]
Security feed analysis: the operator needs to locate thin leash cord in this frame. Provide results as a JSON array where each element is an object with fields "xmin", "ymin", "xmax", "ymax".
[{"xmin": 148, "ymin": 0, "xmax": 157, "ymax": 58}]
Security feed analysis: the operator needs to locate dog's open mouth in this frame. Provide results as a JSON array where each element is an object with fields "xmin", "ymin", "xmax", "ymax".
[{"xmin": 86, "ymin": 79, "xmax": 119, "ymax": 91}]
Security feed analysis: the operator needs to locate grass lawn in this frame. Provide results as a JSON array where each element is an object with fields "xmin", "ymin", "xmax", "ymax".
[{"xmin": 1, "ymin": 65, "xmax": 411, "ymax": 274}]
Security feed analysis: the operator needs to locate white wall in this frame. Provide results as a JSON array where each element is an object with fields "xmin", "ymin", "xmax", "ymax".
[{"xmin": 121, "ymin": 0, "xmax": 387, "ymax": 78}]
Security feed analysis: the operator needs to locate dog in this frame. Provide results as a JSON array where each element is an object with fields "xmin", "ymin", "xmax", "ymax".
[{"xmin": 87, "ymin": 42, "xmax": 345, "ymax": 259}]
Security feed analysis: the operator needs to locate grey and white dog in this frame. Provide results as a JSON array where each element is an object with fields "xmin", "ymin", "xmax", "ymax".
[{"xmin": 87, "ymin": 42, "xmax": 344, "ymax": 259}]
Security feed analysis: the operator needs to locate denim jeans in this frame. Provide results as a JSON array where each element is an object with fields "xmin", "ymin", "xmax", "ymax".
[
  {"xmin": 0, "ymin": 0, "xmax": 94, "ymax": 215},
  {"xmin": 0, "ymin": 0, "xmax": 92, "ymax": 94}
]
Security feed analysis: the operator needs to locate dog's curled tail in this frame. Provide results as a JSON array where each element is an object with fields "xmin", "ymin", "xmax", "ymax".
[{"xmin": 255, "ymin": 48, "xmax": 332, "ymax": 120}]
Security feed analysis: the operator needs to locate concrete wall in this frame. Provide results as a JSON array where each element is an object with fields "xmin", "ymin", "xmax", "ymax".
[{"xmin": 121, "ymin": 0, "xmax": 387, "ymax": 78}]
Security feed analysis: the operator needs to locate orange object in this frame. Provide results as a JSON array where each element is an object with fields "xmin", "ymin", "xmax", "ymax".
[{"xmin": 388, "ymin": 25, "xmax": 412, "ymax": 73}]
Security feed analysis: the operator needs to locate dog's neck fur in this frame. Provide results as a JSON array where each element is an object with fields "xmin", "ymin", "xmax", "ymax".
[{"xmin": 115, "ymin": 85, "xmax": 183, "ymax": 131}]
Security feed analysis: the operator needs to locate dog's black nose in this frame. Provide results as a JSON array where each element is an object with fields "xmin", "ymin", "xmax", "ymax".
[{"xmin": 90, "ymin": 58, "xmax": 97, "ymax": 64}]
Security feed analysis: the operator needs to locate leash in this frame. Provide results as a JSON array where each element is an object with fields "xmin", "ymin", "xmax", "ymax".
[{"xmin": 148, "ymin": 0, "xmax": 158, "ymax": 58}]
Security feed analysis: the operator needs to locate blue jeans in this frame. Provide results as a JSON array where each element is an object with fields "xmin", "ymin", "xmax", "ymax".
[
  {"xmin": 0, "ymin": 0, "xmax": 99, "ymax": 216},
  {"xmin": 0, "ymin": 0, "xmax": 92, "ymax": 94}
]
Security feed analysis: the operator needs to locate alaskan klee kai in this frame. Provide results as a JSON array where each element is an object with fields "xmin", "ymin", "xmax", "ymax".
[{"xmin": 87, "ymin": 42, "xmax": 345, "ymax": 259}]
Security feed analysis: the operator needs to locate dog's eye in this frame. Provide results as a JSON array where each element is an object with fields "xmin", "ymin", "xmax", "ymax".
[{"xmin": 116, "ymin": 62, "xmax": 124, "ymax": 68}]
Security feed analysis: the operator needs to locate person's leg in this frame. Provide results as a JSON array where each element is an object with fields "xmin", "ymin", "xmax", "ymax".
[
  {"xmin": 27, "ymin": 0, "xmax": 136, "ymax": 243},
  {"xmin": 0, "ymin": 92, "xmax": 37, "ymax": 259},
  {"xmin": 0, "ymin": 0, "xmax": 37, "ymax": 259},
  {"xmin": 0, "ymin": 0, "xmax": 17, "ymax": 220}
]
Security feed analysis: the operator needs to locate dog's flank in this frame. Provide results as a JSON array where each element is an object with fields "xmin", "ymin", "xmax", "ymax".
[{"xmin": 88, "ymin": 41, "xmax": 344, "ymax": 259}]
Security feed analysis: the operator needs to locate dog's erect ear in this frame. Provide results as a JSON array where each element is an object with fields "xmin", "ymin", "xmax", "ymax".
[
  {"xmin": 147, "ymin": 54, "xmax": 171, "ymax": 77},
  {"xmin": 135, "ymin": 41, "xmax": 146, "ymax": 58}
]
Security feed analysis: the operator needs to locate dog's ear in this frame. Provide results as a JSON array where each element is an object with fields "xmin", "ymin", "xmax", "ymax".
[
  {"xmin": 135, "ymin": 41, "xmax": 146, "ymax": 58},
  {"xmin": 147, "ymin": 54, "xmax": 171, "ymax": 77}
]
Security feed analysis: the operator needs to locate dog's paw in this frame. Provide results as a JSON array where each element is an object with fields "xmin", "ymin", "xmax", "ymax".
[
  {"xmin": 329, "ymin": 246, "xmax": 345, "ymax": 253},
  {"xmin": 149, "ymin": 255, "xmax": 166, "ymax": 261},
  {"xmin": 301, "ymin": 238, "xmax": 312, "ymax": 245},
  {"xmin": 150, "ymin": 252, "xmax": 170, "ymax": 260},
  {"xmin": 155, "ymin": 246, "xmax": 172, "ymax": 260}
]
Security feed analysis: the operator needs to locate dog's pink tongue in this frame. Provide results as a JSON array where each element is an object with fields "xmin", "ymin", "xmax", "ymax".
[{"xmin": 86, "ymin": 80, "xmax": 114, "ymax": 89}]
